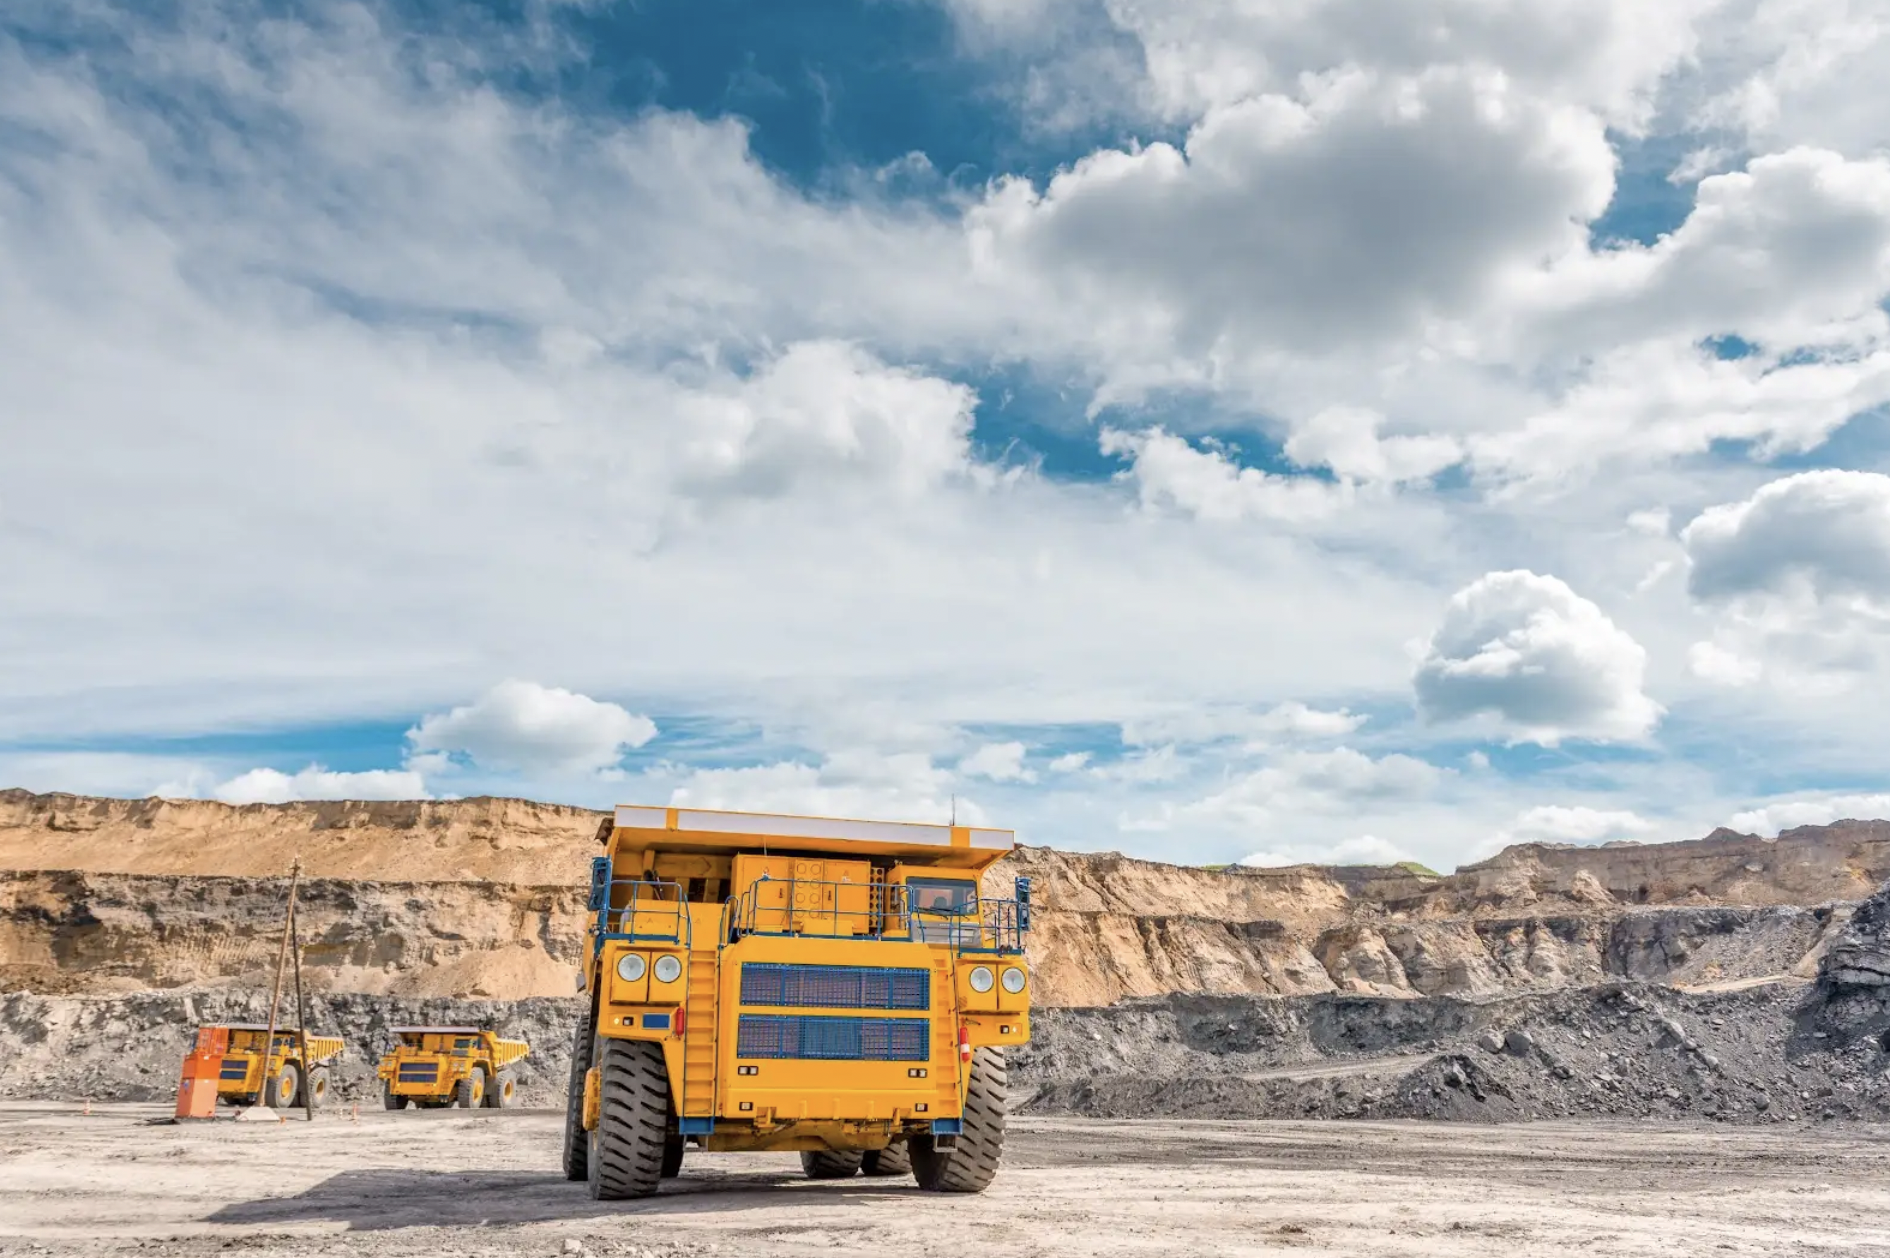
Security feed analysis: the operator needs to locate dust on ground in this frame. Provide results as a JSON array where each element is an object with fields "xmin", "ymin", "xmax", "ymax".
[{"xmin": 3, "ymin": 1103, "xmax": 1888, "ymax": 1257}]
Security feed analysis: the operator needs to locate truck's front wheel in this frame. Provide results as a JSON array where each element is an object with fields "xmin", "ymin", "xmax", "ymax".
[
  {"xmin": 588, "ymin": 1038, "xmax": 671, "ymax": 1201},
  {"xmin": 912, "ymin": 1048, "xmax": 1006, "ymax": 1193},
  {"xmin": 262, "ymin": 1062, "xmax": 300, "ymax": 1111},
  {"xmin": 561, "ymin": 1009, "xmax": 595, "ymax": 1181},
  {"xmin": 383, "ymin": 1086, "xmax": 408, "ymax": 1111}
]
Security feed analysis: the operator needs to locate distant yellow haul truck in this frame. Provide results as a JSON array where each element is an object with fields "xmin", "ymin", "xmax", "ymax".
[
  {"xmin": 212, "ymin": 1024, "xmax": 345, "ymax": 1109},
  {"xmin": 564, "ymin": 805, "xmax": 1033, "ymax": 1200},
  {"xmin": 377, "ymin": 1027, "xmax": 531, "ymax": 1110}
]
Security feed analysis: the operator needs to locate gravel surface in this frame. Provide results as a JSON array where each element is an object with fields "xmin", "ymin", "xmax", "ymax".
[{"xmin": 4, "ymin": 1104, "xmax": 1889, "ymax": 1257}]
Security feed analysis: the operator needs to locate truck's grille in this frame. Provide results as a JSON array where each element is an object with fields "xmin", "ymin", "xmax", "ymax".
[
  {"xmin": 736, "ymin": 1014, "xmax": 929, "ymax": 1061},
  {"xmin": 218, "ymin": 1059, "xmax": 249, "ymax": 1081},
  {"xmin": 397, "ymin": 1063, "xmax": 439, "ymax": 1082},
  {"xmin": 740, "ymin": 963, "xmax": 930, "ymax": 1011}
]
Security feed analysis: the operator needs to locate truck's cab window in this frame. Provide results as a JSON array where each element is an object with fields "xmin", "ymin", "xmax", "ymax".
[{"xmin": 907, "ymin": 877, "xmax": 976, "ymax": 915}]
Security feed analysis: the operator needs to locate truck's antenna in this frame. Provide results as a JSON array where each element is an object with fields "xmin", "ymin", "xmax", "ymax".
[{"xmin": 950, "ymin": 794, "xmax": 957, "ymax": 826}]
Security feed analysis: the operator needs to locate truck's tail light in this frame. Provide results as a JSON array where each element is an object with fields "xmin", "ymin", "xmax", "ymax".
[
  {"xmin": 958, "ymin": 1025, "xmax": 970, "ymax": 1064},
  {"xmin": 674, "ymin": 1007, "xmax": 686, "ymax": 1037}
]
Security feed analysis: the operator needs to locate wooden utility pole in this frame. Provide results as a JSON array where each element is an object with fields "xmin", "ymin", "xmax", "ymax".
[
  {"xmin": 291, "ymin": 882, "xmax": 314, "ymax": 1122},
  {"xmin": 260, "ymin": 859, "xmax": 302, "ymax": 1110}
]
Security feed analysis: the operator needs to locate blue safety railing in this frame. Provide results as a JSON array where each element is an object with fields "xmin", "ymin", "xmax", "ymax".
[{"xmin": 588, "ymin": 857, "xmax": 692, "ymax": 954}]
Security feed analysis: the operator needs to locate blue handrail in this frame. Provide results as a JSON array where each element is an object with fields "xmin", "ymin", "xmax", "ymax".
[
  {"xmin": 721, "ymin": 877, "xmax": 1027, "ymax": 955},
  {"xmin": 588, "ymin": 860, "xmax": 692, "ymax": 953}
]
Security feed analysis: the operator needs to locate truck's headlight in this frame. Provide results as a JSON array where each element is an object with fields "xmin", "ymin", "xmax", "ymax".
[
  {"xmin": 653, "ymin": 954, "xmax": 683, "ymax": 983},
  {"xmin": 617, "ymin": 953, "xmax": 647, "ymax": 982},
  {"xmin": 1001, "ymin": 967, "xmax": 1027, "ymax": 994},
  {"xmin": 968, "ymin": 965, "xmax": 995, "ymax": 993}
]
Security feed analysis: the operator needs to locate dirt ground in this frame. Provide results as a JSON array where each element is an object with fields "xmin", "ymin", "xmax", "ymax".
[{"xmin": 3, "ymin": 1104, "xmax": 1888, "ymax": 1257}]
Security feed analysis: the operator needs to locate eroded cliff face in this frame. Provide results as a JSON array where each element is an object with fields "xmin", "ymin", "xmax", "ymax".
[
  {"xmin": 0, "ymin": 791, "xmax": 1876, "ymax": 1007},
  {"xmin": 0, "ymin": 870, "xmax": 586, "ymax": 999},
  {"xmin": 0, "ymin": 790, "xmax": 602, "ymax": 883}
]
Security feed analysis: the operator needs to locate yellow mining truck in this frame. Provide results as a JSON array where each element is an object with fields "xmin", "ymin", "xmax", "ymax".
[
  {"xmin": 564, "ymin": 805, "xmax": 1032, "ymax": 1200},
  {"xmin": 377, "ymin": 1027, "xmax": 531, "ymax": 1109},
  {"xmin": 212, "ymin": 1024, "xmax": 345, "ymax": 1108}
]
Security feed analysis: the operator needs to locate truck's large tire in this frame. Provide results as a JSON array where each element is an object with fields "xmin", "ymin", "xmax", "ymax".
[
  {"xmin": 800, "ymin": 1150, "xmax": 864, "ymax": 1179},
  {"xmin": 562, "ymin": 1008, "xmax": 596, "ymax": 1181},
  {"xmin": 587, "ymin": 1038, "xmax": 672, "ymax": 1201},
  {"xmin": 862, "ymin": 1143, "xmax": 910, "ymax": 1176},
  {"xmin": 457, "ymin": 1067, "xmax": 487, "ymax": 1109},
  {"xmin": 262, "ymin": 1062, "xmax": 300, "ymax": 1110},
  {"xmin": 383, "ymin": 1086, "xmax": 408, "ymax": 1111},
  {"xmin": 661, "ymin": 1136, "xmax": 684, "ymax": 1179},
  {"xmin": 483, "ymin": 1070, "xmax": 516, "ymax": 1109},
  {"xmin": 305, "ymin": 1066, "xmax": 331, "ymax": 1110},
  {"xmin": 911, "ymin": 1048, "xmax": 1006, "ymax": 1193}
]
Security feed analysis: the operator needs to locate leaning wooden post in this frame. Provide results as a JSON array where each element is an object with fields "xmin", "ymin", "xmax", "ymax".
[
  {"xmin": 291, "ymin": 877, "xmax": 315, "ymax": 1122},
  {"xmin": 259, "ymin": 859, "xmax": 301, "ymax": 1108}
]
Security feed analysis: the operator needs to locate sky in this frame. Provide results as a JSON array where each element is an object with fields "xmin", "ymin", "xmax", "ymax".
[{"xmin": 4, "ymin": 0, "xmax": 1890, "ymax": 872}]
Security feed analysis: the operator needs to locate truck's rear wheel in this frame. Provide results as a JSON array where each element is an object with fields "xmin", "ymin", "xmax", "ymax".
[
  {"xmin": 457, "ymin": 1067, "xmax": 487, "ymax": 1109},
  {"xmin": 383, "ymin": 1086, "xmax": 408, "ymax": 1111},
  {"xmin": 484, "ymin": 1071, "xmax": 515, "ymax": 1109},
  {"xmin": 862, "ymin": 1143, "xmax": 910, "ymax": 1176},
  {"xmin": 561, "ymin": 1009, "xmax": 595, "ymax": 1182},
  {"xmin": 262, "ymin": 1062, "xmax": 300, "ymax": 1110},
  {"xmin": 587, "ymin": 1038, "xmax": 671, "ymax": 1201},
  {"xmin": 661, "ymin": 1135, "xmax": 684, "ymax": 1179},
  {"xmin": 305, "ymin": 1066, "xmax": 330, "ymax": 1110},
  {"xmin": 912, "ymin": 1048, "xmax": 1006, "ymax": 1194},
  {"xmin": 800, "ymin": 1150, "xmax": 864, "ymax": 1179}
]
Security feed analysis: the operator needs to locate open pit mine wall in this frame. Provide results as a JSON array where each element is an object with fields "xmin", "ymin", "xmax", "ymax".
[
  {"xmin": 0, "ymin": 867, "xmax": 1848, "ymax": 1007},
  {"xmin": 2, "ymin": 791, "xmax": 1885, "ymax": 1006}
]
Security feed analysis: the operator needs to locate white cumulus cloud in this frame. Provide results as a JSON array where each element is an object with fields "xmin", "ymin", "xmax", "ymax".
[
  {"xmin": 1729, "ymin": 793, "xmax": 1890, "ymax": 836},
  {"xmin": 407, "ymin": 680, "xmax": 657, "ymax": 777},
  {"xmin": 957, "ymin": 741, "xmax": 1038, "ymax": 783},
  {"xmin": 1683, "ymin": 470, "xmax": 1890, "ymax": 607},
  {"xmin": 208, "ymin": 765, "xmax": 429, "ymax": 805},
  {"xmin": 1101, "ymin": 427, "xmax": 1351, "ymax": 523},
  {"xmin": 1414, "ymin": 571, "xmax": 1662, "ymax": 745}
]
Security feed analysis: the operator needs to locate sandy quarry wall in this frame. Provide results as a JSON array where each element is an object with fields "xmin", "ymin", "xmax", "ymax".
[
  {"xmin": 0, "ymin": 867, "xmax": 1846, "ymax": 1007},
  {"xmin": 0, "ymin": 791, "xmax": 603, "ymax": 884},
  {"xmin": 0, "ymin": 790, "xmax": 1876, "ymax": 1007}
]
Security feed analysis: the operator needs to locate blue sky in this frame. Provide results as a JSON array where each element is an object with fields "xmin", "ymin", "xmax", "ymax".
[{"xmin": 5, "ymin": 0, "xmax": 1890, "ymax": 868}]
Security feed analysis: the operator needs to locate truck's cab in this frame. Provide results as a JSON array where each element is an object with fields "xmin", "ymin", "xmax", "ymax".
[{"xmin": 564, "ymin": 806, "xmax": 1031, "ymax": 1200}]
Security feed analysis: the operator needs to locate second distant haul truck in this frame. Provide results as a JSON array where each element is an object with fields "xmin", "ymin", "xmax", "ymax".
[
  {"xmin": 378, "ymin": 1026, "xmax": 531, "ymax": 1109},
  {"xmin": 564, "ymin": 806, "xmax": 1032, "ymax": 1199}
]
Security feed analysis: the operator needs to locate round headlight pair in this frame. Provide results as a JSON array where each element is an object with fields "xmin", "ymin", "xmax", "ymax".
[
  {"xmin": 1001, "ymin": 967, "xmax": 1027, "ymax": 994},
  {"xmin": 616, "ymin": 953, "xmax": 684, "ymax": 984},
  {"xmin": 968, "ymin": 965, "xmax": 996, "ymax": 993}
]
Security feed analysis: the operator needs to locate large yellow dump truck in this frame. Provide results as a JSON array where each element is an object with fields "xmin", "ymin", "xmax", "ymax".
[
  {"xmin": 377, "ymin": 1027, "xmax": 531, "ymax": 1109},
  {"xmin": 211, "ymin": 1024, "xmax": 345, "ymax": 1109},
  {"xmin": 564, "ymin": 805, "xmax": 1032, "ymax": 1200}
]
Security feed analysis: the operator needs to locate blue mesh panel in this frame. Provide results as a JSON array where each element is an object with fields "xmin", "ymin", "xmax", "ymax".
[
  {"xmin": 397, "ymin": 1063, "xmax": 439, "ymax": 1081},
  {"xmin": 736, "ymin": 1015, "xmax": 929, "ymax": 1061},
  {"xmin": 740, "ymin": 963, "xmax": 930, "ymax": 1011},
  {"xmin": 219, "ymin": 1059, "xmax": 249, "ymax": 1080}
]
